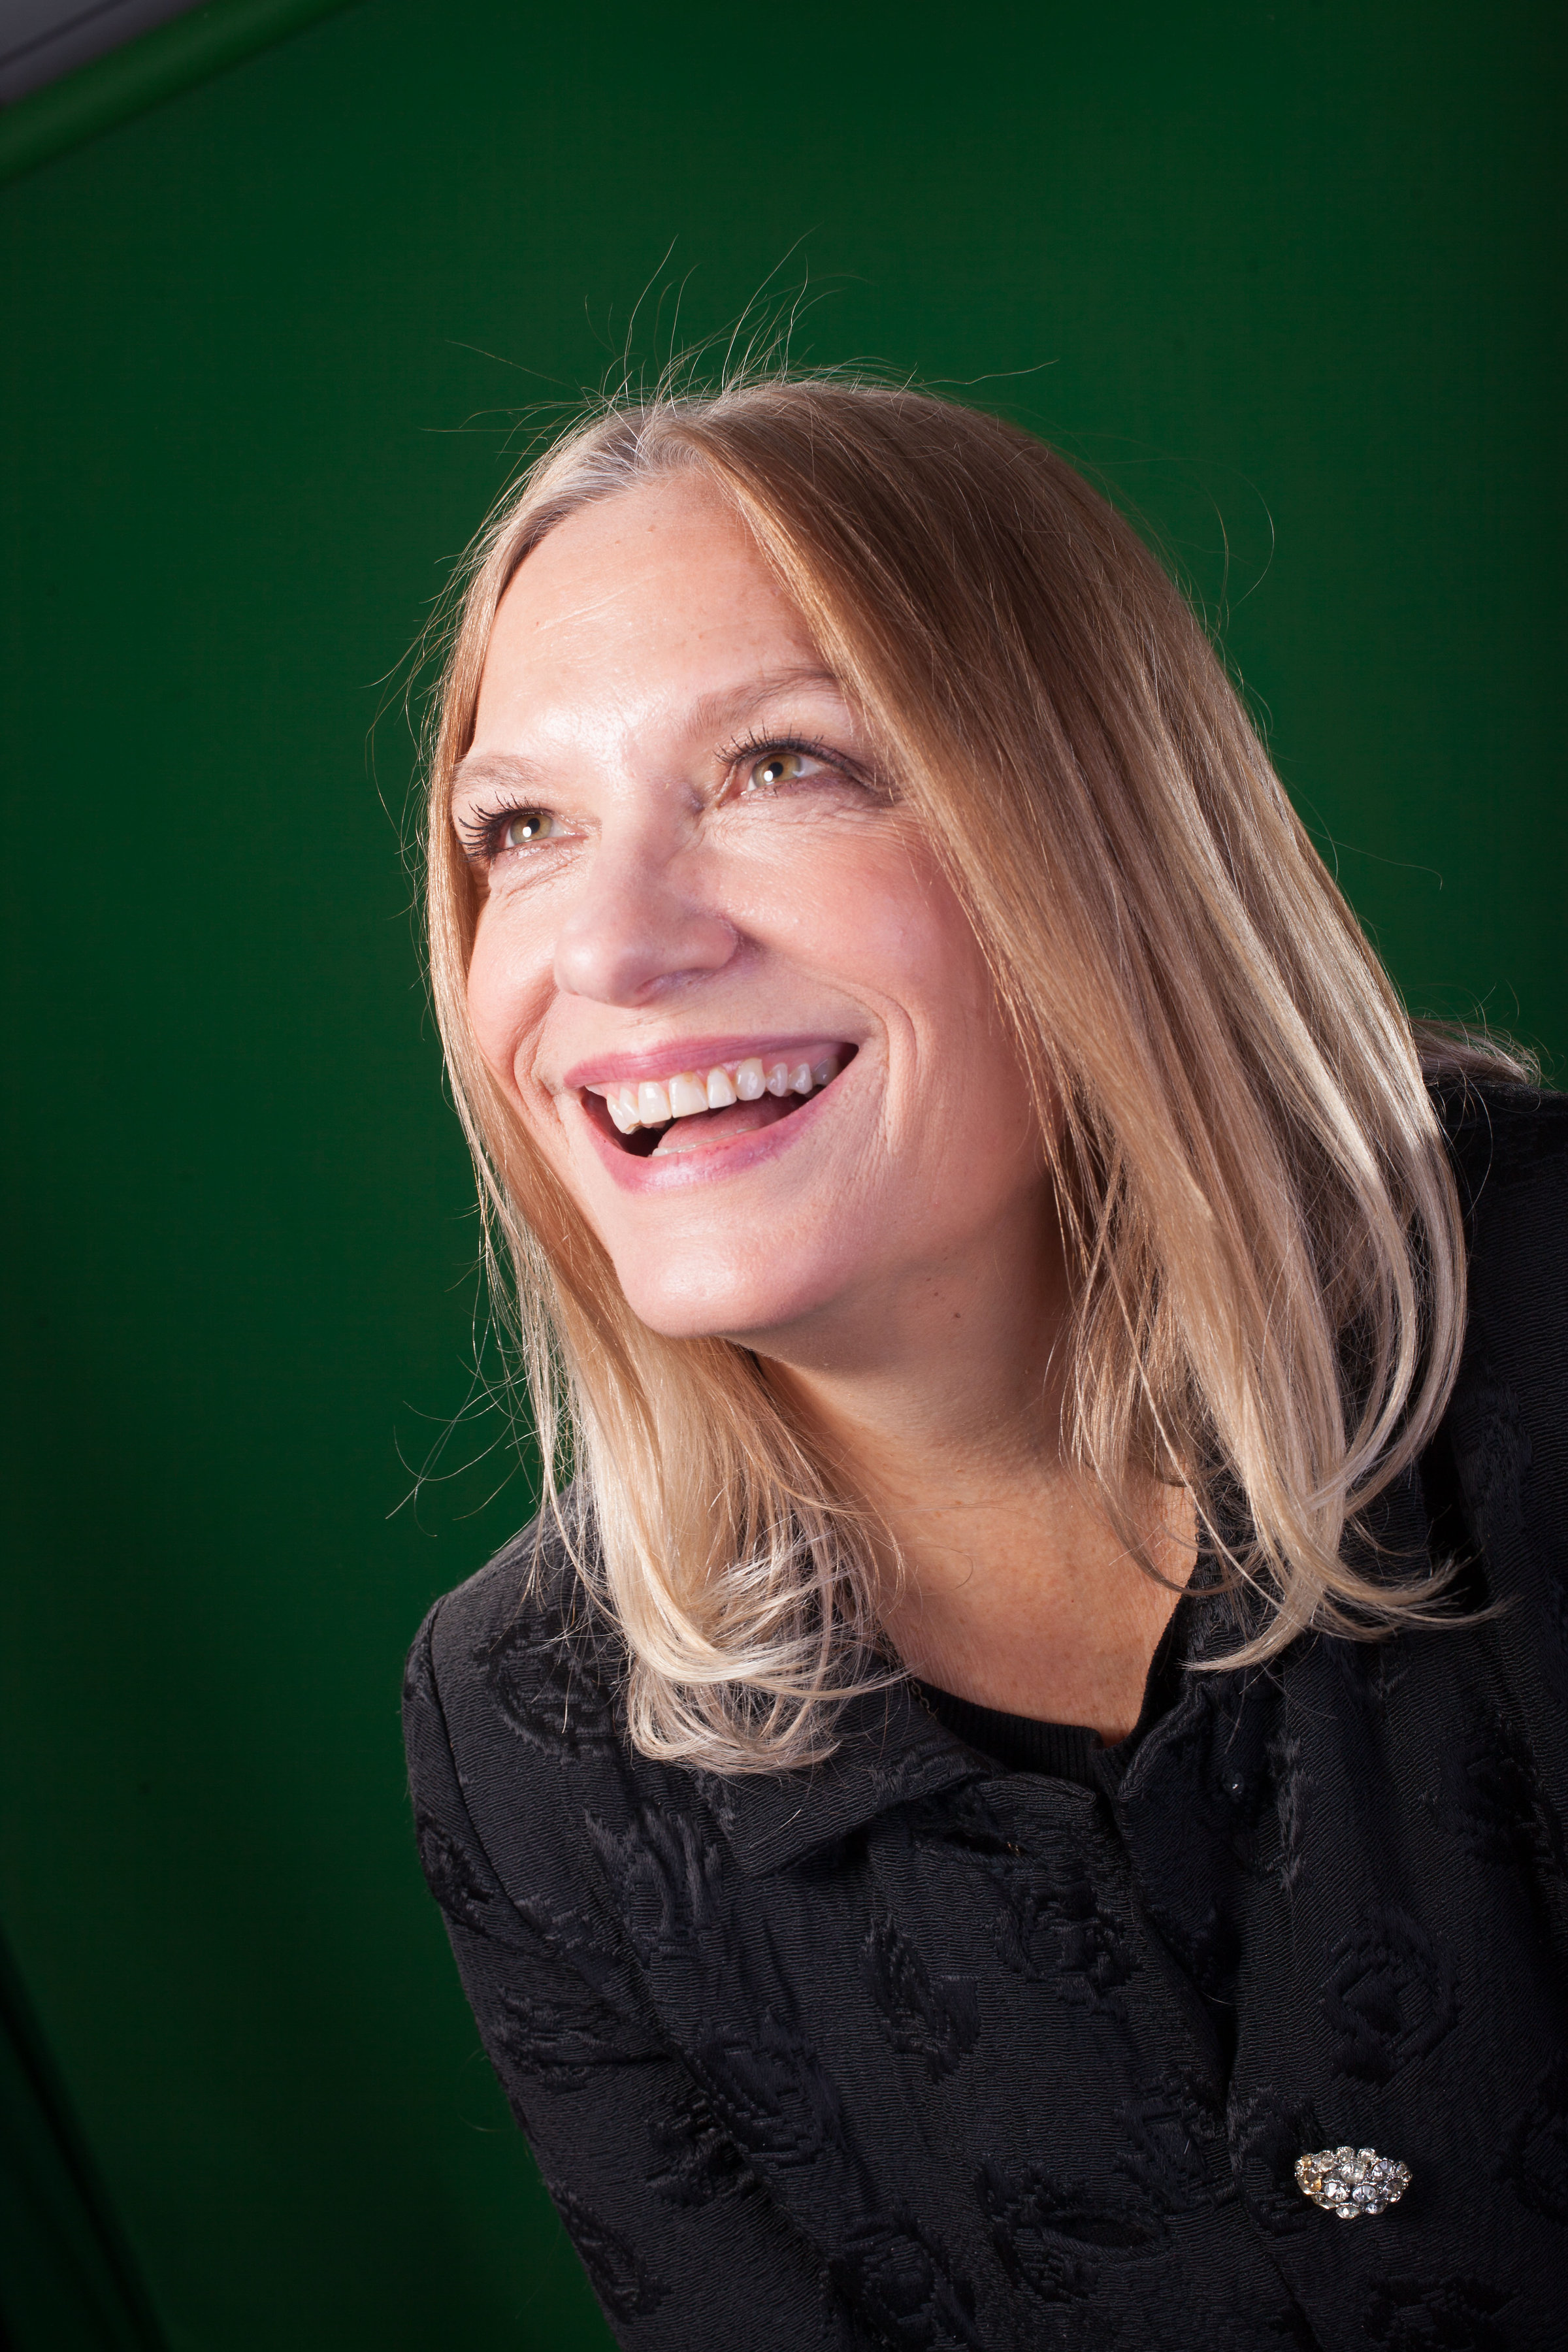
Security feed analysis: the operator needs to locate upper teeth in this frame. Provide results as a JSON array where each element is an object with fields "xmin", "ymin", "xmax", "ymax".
[{"xmin": 589, "ymin": 1053, "xmax": 841, "ymax": 1135}]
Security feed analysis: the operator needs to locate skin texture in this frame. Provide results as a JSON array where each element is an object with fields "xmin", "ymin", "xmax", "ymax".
[{"xmin": 457, "ymin": 476, "xmax": 1193, "ymax": 1738}]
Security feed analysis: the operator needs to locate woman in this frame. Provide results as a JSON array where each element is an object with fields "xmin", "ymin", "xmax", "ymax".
[{"xmin": 403, "ymin": 377, "xmax": 1566, "ymax": 2349}]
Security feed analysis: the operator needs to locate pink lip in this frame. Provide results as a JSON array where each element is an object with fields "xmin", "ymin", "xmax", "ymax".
[
  {"xmin": 576, "ymin": 1060, "xmax": 852, "ymax": 1193},
  {"xmin": 560, "ymin": 1034, "xmax": 854, "ymax": 1093}
]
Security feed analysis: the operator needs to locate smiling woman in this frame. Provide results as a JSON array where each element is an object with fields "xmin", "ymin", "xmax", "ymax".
[{"xmin": 403, "ymin": 377, "xmax": 1568, "ymax": 2348}]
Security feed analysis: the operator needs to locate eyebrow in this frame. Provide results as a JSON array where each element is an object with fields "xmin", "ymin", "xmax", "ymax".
[
  {"xmin": 448, "ymin": 665, "xmax": 849, "ymax": 802},
  {"xmin": 681, "ymin": 665, "xmax": 847, "ymax": 738},
  {"xmin": 448, "ymin": 748, "xmax": 547, "ymax": 803}
]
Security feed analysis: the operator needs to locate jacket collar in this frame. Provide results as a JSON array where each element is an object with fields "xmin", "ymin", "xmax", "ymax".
[
  {"xmin": 696, "ymin": 1676, "xmax": 985, "ymax": 1876},
  {"xmin": 694, "ymin": 1573, "xmax": 1280, "ymax": 1877}
]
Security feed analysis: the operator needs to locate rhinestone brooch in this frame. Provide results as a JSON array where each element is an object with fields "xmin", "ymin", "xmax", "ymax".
[{"xmin": 1295, "ymin": 2146, "xmax": 1411, "ymax": 2219}]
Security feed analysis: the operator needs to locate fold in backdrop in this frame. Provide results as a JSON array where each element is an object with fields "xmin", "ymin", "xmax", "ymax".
[{"xmin": 1, "ymin": 2, "xmax": 1564, "ymax": 2345}]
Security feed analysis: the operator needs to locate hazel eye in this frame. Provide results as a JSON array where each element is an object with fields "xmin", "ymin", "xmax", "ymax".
[
  {"xmin": 503, "ymin": 809, "xmax": 556, "ymax": 846},
  {"xmin": 748, "ymin": 751, "xmax": 811, "ymax": 791}
]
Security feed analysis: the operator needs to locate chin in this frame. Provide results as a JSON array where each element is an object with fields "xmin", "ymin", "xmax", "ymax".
[{"xmin": 611, "ymin": 1251, "xmax": 846, "ymax": 1350}]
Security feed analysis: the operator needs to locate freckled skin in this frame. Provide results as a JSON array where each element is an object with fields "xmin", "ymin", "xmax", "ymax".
[{"xmin": 459, "ymin": 477, "xmax": 1193, "ymax": 1735}]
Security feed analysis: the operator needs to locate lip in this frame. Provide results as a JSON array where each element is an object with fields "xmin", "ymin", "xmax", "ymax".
[
  {"xmin": 574, "ymin": 1052, "xmax": 857, "ymax": 1193},
  {"xmin": 559, "ymin": 1034, "xmax": 857, "ymax": 1094}
]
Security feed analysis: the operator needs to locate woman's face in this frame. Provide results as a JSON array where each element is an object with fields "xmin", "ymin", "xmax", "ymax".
[{"xmin": 457, "ymin": 474, "xmax": 1050, "ymax": 1363}]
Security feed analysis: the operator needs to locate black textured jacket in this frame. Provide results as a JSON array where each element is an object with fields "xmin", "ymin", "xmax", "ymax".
[{"xmin": 404, "ymin": 1086, "xmax": 1568, "ymax": 2349}]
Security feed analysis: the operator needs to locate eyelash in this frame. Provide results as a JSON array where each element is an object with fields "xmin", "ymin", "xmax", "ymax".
[
  {"xmin": 720, "ymin": 730, "xmax": 853, "ymax": 791},
  {"xmin": 453, "ymin": 733, "xmax": 872, "ymax": 867},
  {"xmin": 453, "ymin": 802, "xmax": 532, "ymax": 864}
]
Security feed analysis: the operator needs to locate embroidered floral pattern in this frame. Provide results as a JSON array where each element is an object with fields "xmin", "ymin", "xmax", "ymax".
[
  {"xmin": 489, "ymin": 1976, "xmax": 651, "ymax": 2090},
  {"xmin": 478, "ymin": 1614, "xmax": 619, "ymax": 1757},
  {"xmin": 550, "ymin": 2185, "xmax": 669, "ymax": 2321},
  {"xmin": 414, "ymin": 1810, "xmax": 497, "ymax": 1933},
  {"xmin": 1322, "ymin": 1906, "xmax": 1459, "ymax": 2086},
  {"xmin": 1421, "ymin": 1708, "xmax": 1566, "ymax": 1881},
  {"xmin": 1269, "ymin": 1731, "xmax": 1311, "ymax": 1900},
  {"xmin": 862, "ymin": 1913, "xmax": 980, "ymax": 2080},
  {"xmin": 1360, "ymin": 2274, "xmax": 1512, "ymax": 2351},
  {"xmin": 990, "ymin": 1830, "xmax": 1139, "ymax": 2010},
  {"xmin": 1497, "ymin": 2051, "xmax": 1568, "ymax": 2225},
  {"xmin": 646, "ymin": 2078, "xmax": 759, "ymax": 2208},
  {"xmin": 826, "ymin": 2212, "xmax": 983, "ymax": 2351},
  {"xmin": 977, "ymin": 2159, "xmax": 1162, "ymax": 2303},
  {"xmin": 687, "ymin": 2006, "xmax": 853, "ymax": 2174},
  {"xmin": 1112, "ymin": 2067, "xmax": 1223, "ymax": 2215},
  {"xmin": 585, "ymin": 1805, "xmax": 729, "ymax": 1970}
]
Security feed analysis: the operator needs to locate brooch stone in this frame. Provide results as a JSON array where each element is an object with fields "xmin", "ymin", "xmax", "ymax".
[{"xmin": 1295, "ymin": 2146, "xmax": 1411, "ymax": 2218}]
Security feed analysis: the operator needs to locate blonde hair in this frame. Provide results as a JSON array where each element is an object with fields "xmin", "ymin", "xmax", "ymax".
[{"xmin": 422, "ymin": 373, "xmax": 1525, "ymax": 1773}]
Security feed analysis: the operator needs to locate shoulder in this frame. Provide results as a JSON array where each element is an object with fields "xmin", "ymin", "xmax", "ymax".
[
  {"xmin": 402, "ymin": 1504, "xmax": 644, "ymax": 1931},
  {"xmin": 405, "ymin": 1502, "xmax": 632, "ymax": 1792},
  {"xmin": 1431, "ymin": 1077, "xmax": 1568, "ymax": 1344},
  {"xmin": 1431, "ymin": 1075, "xmax": 1568, "ymax": 1234},
  {"xmin": 408, "ymin": 1505, "xmax": 626, "ymax": 1760},
  {"xmin": 1429, "ymin": 1081, "xmax": 1568, "ymax": 1668}
]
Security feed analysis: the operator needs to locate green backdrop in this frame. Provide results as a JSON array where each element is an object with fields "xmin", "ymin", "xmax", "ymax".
[{"xmin": 1, "ymin": 3, "xmax": 1562, "ymax": 2345}]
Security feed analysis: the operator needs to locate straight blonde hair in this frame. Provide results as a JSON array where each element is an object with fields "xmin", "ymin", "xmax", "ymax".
[{"xmin": 422, "ymin": 373, "xmax": 1524, "ymax": 1773}]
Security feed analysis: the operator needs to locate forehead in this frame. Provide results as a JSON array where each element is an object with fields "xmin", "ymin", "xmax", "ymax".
[{"xmin": 483, "ymin": 474, "xmax": 812, "ymax": 684}]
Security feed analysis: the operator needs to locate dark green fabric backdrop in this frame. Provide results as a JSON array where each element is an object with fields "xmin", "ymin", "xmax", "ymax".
[{"xmin": 1, "ymin": 3, "xmax": 1562, "ymax": 2345}]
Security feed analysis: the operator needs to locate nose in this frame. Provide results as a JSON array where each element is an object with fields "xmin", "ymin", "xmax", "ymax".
[{"xmin": 552, "ymin": 837, "xmax": 738, "ymax": 1007}]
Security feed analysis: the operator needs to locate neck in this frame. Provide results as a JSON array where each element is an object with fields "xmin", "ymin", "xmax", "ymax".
[{"xmin": 761, "ymin": 1231, "xmax": 1195, "ymax": 1743}]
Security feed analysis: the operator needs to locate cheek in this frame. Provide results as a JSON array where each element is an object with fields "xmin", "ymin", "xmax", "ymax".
[
  {"xmin": 809, "ymin": 843, "xmax": 997, "ymax": 1062},
  {"xmin": 463, "ymin": 924, "xmax": 512, "ymax": 1073},
  {"xmin": 465, "ymin": 907, "xmax": 553, "ymax": 1107},
  {"xmin": 848, "ymin": 858, "xmax": 1039, "ymax": 1167},
  {"xmin": 747, "ymin": 824, "xmax": 984, "ymax": 1007}
]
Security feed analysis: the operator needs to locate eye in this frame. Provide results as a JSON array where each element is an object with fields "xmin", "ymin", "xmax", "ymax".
[
  {"xmin": 502, "ymin": 808, "xmax": 557, "ymax": 846},
  {"xmin": 751, "ymin": 750, "xmax": 808, "ymax": 790},
  {"xmin": 741, "ymin": 745, "xmax": 836, "ymax": 796},
  {"xmin": 452, "ymin": 800, "xmax": 570, "ymax": 868}
]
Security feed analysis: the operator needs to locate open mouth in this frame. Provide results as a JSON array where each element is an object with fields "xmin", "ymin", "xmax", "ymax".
[{"xmin": 581, "ymin": 1045, "xmax": 856, "ymax": 1160}]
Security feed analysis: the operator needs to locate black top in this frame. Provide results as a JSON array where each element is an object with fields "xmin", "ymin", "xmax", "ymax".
[
  {"xmin": 916, "ymin": 1684, "xmax": 1104, "ymax": 1785},
  {"xmin": 404, "ymin": 1083, "xmax": 1568, "ymax": 2350},
  {"xmin": 915, "ymin": 1599, "xmax": 1190, "ymax": 1787}
]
